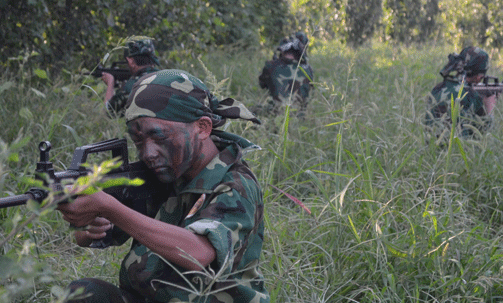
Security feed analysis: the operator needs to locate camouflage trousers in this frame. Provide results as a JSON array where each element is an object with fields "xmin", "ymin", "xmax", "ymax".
[{"xmin": 64, "ymin": 278, "xmax": 145, "ymax": 303}]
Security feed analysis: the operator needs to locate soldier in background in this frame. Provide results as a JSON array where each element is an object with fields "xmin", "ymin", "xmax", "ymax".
[
  {"xmin": 424, "ymin": 46, "xmax": 497, "ymax": 145},
  {"xmin": 103, "ymin": 38, "xmax": 161, "ymax": 118},
  {"xmin": 258, "ymin": 32, "xmax": 314, "ymax": 117}
]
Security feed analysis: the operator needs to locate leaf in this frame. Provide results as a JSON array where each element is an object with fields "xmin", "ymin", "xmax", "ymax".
[
  {"xmin": 19, "ymin": 107, "xmax": 33, "ymax": 120},
  {"xmin": 269, "ymin": 184, "xmax": 311, "ymax": 214},
  {"xmin": 26, "ymin": 199, "xmax": 41, "ymax": 213},
  {"xmin": 51, "ymin": 285, "xmax": 67, "ymax": 299},
  {"xmin": 0, "ymin": 81, "xmax": 15, "ymax": 94},
  {"xmin": 62, "ymin": 124, "xmax": 82, "ymax": 146},
  {"xmin": 7, "ymin": 152, "xmax": 19, "ymax": 162},
  {"xmin": 102, "ymin": 52, "xmax": 110, "ymax": 64},
  {"xmin": 99, "ymin": 177, "xmax": 145, "ymax": 189},
  {"xmin": 30, "ymin": 88, "xmax": 46, "ymax": 98},
  {"xmin": 34, "ymin": 68, "xmax": 48, "ymax": 79}
]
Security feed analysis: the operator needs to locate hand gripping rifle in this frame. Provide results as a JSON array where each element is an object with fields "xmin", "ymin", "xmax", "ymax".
[
  {"xmin": 0, "ymin": 138, "xmax": 170, "ymax": 248},
  {"xmin": 84, "ymin": 61, "xmax": 132, "ymax": 87},
  {"xmin": 470, "ymin": 76, "xmax": 503, "ymax": 97}
]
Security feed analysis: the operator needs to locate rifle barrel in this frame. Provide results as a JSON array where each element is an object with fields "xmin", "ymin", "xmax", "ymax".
[{"xmin": 0, "ymin": 193, "xmax": 33, "ymax": 209}]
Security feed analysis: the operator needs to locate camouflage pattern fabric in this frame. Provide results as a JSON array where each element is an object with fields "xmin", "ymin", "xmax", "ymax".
[
  {"xmin": 439, "ymin": 47, "xmax": 489, "ymax": 78},
  {"xmin": 111, "ymin": 139, "xmax": 269, "ymax": 303},
  {"xmin": 460, "ymin": 46, "xmax": 489, "ymax": 76},
  {"xmin": 258, "ymin": 57, "xmax": 314, "ymax": 114},
  {"xmin": 125, "ymin": 69, "xmax": 261, "ymax": 150},
  {"xmin": 424, "ymin": 78, "xmax": 492, "ymax": 144},
  {"xmin": 124, "ymin": 38, "xmax": 160, "ymax": 66},
  {"xmin": 106, "ymin": 66, "xmax": 159, "ymax": 118}
]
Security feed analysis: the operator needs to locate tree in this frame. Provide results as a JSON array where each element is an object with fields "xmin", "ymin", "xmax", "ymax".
[
  {"xmin": 382, "ymin": 0, "xmax": 440, "ymax": 44},
  {"xmin": 345, "ymin": 0, "xmax": 382, "ymax": 46}
]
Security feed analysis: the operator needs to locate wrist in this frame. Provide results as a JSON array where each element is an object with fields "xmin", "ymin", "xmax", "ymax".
[{"xmin": 97, "ymin": 192, "xmax": 118, "ymax": 219}]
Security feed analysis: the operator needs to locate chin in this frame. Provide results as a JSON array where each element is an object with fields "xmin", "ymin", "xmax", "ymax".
[{"xmin": 156, "ymin": 174, "xmax": 176, "ymax": 183}]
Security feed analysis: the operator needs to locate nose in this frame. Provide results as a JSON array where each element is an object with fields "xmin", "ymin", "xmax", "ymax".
[{"xmin": 141, "ymin": 140, "xmax": 159, "ymax": 165}]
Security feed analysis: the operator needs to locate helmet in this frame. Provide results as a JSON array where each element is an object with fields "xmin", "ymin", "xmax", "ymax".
[
  {"xmin": 460, "ymin": 46, "xmax": 489, "ymax": 76},
  {"xmin": 123, "ymin": 38, "xmax": 160, "ymax": 66},
  {"xmin": 277, "ymin": 32, "xmax": 309, "ymax": 54}
]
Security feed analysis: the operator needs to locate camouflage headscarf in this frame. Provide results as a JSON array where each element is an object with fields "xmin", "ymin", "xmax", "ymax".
[
  {"xmin": 125, "ymin": 69, "xmax": 261, "ymax": 149},
  {"xmin": 124, "ymin": 39, "xmax": 160, "ymax": 66},
  {"xmin": 460, "ymin": 46, "xmax": 489, "ymax": 76}
]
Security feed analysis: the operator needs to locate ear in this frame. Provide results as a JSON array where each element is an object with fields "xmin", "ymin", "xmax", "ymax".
[
  {"xmin": 126, "ymin": 57, "xmax": 136, "ymax": 68},
  {"xmin": 195, "ymin": 117, "xmax": 213, "ymax": 140}
]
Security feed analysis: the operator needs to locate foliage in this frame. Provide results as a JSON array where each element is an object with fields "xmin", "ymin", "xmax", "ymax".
[
  {"xmin": 438, "ymin": 0, "xmax": 492, "ymax": 48},
  {"xmin": 382, "ymin": 0, "xmax": 440, "ymax": 44},
  {"xmin": 485, "ymin": 1, "xmax": 503, "ymax": 48},
  {"xmin": 288, "ymin": 0, "xmax": 339, "ymax": 41},
  {"xmin": 0, "ymin": 0, "xmax": 291, "ymax": 73},
  {"xmin": 2, "ymin": 38, "xmax": 503, "ymax": 302},
  {"xmin": 2, "ymin": 0, "xmax": 503, "ymax": 77},
  {"xmin": 344, "ymin": 0, "xmax": 382, "ymax": 46}
]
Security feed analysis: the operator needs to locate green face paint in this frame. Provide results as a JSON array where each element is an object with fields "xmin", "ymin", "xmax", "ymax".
[{"xmin": 127, "ymin": 117, "xmax": 198, "ymax": 183}]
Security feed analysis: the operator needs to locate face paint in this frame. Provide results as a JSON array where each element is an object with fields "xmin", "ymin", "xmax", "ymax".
[{"xmin": 127, "ymin": 117, "xmax": 200, "ymax": 183}]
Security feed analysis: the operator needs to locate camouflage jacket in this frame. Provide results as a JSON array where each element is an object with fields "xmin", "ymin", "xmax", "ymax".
[
  {"xmin": 112, "ymin": 139, "xmax": 269, "ymax": 303},
  {"xmin": 424, "ymin": 78, "xmax": 492, "ymax": 141},
  {"xmin": 258, "ymin": 57, "xmax": 314, "ymax": 111},
  {"xmin": 105, "ymin": 66, "xmax": 160, "ymax": 118}
]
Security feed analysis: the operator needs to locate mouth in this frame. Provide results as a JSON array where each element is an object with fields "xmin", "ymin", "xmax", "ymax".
[{"xmin": 151, "ymin": 166, "xmax": 169, "ymax": 173}]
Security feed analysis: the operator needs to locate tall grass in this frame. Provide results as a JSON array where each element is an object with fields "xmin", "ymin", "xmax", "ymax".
[{"xmin": 1, "ymin": 40, "xmax": 503, "ymax": 302}]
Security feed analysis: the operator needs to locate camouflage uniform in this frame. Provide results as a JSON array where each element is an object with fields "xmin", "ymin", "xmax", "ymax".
[
  {"xmin": 105, "ymin": 39, "xmax": 160, "ymax": 118},
  {"xmin": 259, "ymin": 32, "xmax": 314, "ymax": 115},
  {"xmin": 66, "ymin": 70, "xmax": 269, "ymax": 303},
  {"xmin": 424, "ymin": 47, "xmax": 492, "ymax": 144},
  {"xmin": 106, "ymin": 66, "xmax": 159, "ymax": 118}
]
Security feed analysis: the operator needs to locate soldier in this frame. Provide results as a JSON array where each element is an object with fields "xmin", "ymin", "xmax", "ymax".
[
  {"xmin": 424, "ymin": 46, "xmax": 497, "ymax": 145},
  {"xmin": 57, "ymin": 70, "xmax": 270, "ymax": 302},
  {"xmin": 258, "ymin": 31, "xmax": 314, "ymax": 117},
  {"xmin": 103, "ymin": 38, "xmax": 161, "ymax": 118}
]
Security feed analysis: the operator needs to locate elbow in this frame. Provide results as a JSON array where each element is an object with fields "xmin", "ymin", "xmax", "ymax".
[{"xmin": 184, "ymin": 237, "xmax": 217, "ymax": 271}]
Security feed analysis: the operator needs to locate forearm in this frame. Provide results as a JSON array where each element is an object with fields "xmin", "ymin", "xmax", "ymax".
[
  {"xmin": 483, "ymin": 94, "xmax": 497, "ymax": 115},
  {"xmin": 102, "ymin": 199, "xmax": 216, "ymax": 271},
  {"xmin": 104, "ymin": 84, "xmax": 115, "ymax": 105}
]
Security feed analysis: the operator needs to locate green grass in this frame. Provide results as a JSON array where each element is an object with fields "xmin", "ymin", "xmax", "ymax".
[{"xmin": 2, "ymin": 40, "xmax": 503, "ymax": 302}]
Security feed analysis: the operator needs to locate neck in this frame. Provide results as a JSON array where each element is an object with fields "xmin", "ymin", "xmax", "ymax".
[
  {"xmin": 183, "ymin": 138, "xmax": 220, "ymax": 181},
  {"xmin": 130, "ymin": 65, "xmax": 153, "ymax": 75}
]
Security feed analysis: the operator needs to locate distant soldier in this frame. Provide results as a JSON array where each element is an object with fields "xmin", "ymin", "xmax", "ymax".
[
  {"xmin": 103, "ymin": 38, "xmax": 161, "ymax": 118},
  {"xmin": 258, "ymin": 32, "xmax": 314, "ymax": 116},
  {"xmin": 424, "ymin": 46, "xmax": 497, "ymax": 145}
]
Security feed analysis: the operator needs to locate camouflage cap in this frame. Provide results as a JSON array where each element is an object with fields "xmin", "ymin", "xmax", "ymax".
[
  {"xmin": 125, "ymin": 69, "xmax": 261, "ymax": 148},
  {"xmin": 460, "ymin": 46, "xmax": 489, "ymax": 76},
  {"xmin": 124, "ymin": 39, "xmax": 160, "ymax": 66}
]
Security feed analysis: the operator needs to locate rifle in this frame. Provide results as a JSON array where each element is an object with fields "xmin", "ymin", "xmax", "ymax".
[
  {"xmin": 84, "ymin": 61, "xmax": 132, "ymax": 87},
  {"xmin": 471, "ymin": 76, "xmax": 503, "ymax": 97},
  {"xmin": 0, "ymin": 138, "xmax": 170, "ymax": 248}
]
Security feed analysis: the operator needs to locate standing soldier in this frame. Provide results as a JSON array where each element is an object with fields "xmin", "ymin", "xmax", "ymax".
[
  {"xmin": 424, "ymin": 46, "xmax": 497, "ymax": 145},
  {"xmin": 258, "ymin": 32, "xmax": 314, "ymax": 117},
  {"xmin": 103, "ymin": 38, "xmax": 161, "ymax": 118}
]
